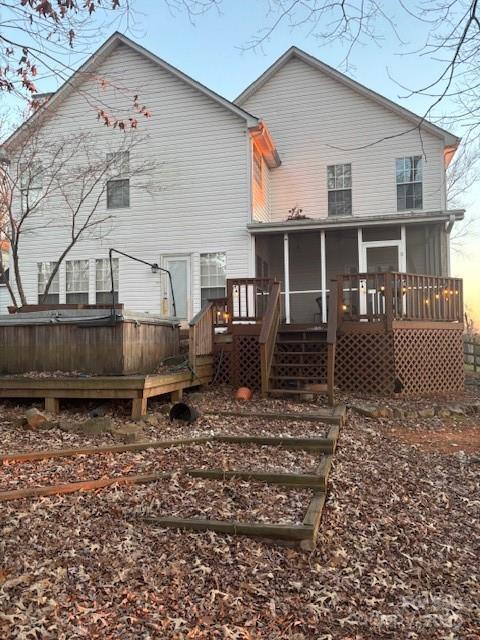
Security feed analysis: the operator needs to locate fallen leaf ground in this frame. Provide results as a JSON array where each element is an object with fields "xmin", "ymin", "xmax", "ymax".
[{"xmin": 0, "ymin": 388, "xmax": 479, "ymax": 639}]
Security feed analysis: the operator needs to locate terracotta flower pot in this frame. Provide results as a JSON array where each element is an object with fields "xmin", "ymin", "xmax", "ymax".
[{"xmin": 235, "ymin": 387, "xmax": 253, "ymax": 401}]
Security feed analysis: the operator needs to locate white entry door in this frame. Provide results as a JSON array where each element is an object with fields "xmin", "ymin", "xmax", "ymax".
[
  {"xmin": 163, "ymin": 255, "xmax": 191, "ymax": 320},
  {"xmin": 359, "ymin": 243, "xmax": 401, "ymax": 316}
]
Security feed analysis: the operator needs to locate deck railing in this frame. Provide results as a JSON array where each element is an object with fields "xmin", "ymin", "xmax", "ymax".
[
  {"xmin": 189, "ymin": 301, "xmax": 214, "ymax": 370},
  {"xmin": 259, "ymin": 281, "xmax": 281, "ymax": 396},
  {"xmin": 226, "ymin": 278, "xmax": 273, "ymax": 324},
  {"xmin": 337, "ymin": 272, "xmax": 463, "ymax": 326}
]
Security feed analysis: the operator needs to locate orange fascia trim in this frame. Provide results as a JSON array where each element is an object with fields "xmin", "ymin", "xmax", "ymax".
[
  {"xmin": 444, "ymin": 144, "xmax": 458, "ymax": 168},
  {"xmin": 249, "ymin": 121, "xmax": 281, "ymax": 169}
]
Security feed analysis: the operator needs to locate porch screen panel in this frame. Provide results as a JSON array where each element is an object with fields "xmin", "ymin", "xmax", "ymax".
[{"xmin": 288, "ymin": 232, "xmax": 323, "ymax": 324}]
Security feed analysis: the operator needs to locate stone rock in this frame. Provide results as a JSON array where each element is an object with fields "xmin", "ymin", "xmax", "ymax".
[
  {"xmin": 350, "ymin": 403, "xmax": 391, "ymax": 419},
  {"xmin": 142, "ymin": 414, "xmax": 159, "ymax": 427},
  {"xmin": 25, "ymin": 408, "xmax": 48, "ymax": 429},
  {"xmin": 418, "ymin": 407, "xmax": 435, "ymax": 418},
  {"xmin": 404, "ymin": 410, "xmax": 419, "ymax": 420},
  {"xmin": 159, "ymin": 404, "xmax": 172, "ymax": 416},
  {"xmin": 89, "ymin": 404, "xmax": 109, "ymax": 418},
  {"xmin": 186, "ymin": 392, "xmax": 203, "ymax": 403},
  {"xmin": 436, "ymin": 407, "xmax": 451, "ymax": 418},
  {"xmin": 111, "ymin": 423, "xmax": 145, "ymax": 443},
  {"xmin": 393, "ymin": 408, "xmax": 406, "ymax": 419},
  {"xmin": 78, "ymin": 417, "xmax": 113, "ymax": 435},
  {"xmin": 448, "ymin": 405, "xmax": 466, "ymax": 416}
]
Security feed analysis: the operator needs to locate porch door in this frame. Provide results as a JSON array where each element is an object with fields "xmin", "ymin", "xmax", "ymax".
[
  {"xmin": 163, "ymin": 255, "xmax": 191, "ymax": 320},
  {"xmin": 360, "ymin": 244, "xmax": 400, "ymax": 317}
]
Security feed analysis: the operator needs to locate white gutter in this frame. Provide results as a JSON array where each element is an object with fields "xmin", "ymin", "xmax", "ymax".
[{"xmin": 247, "ymin": 210, "xmax": 465, "ymax": 234}]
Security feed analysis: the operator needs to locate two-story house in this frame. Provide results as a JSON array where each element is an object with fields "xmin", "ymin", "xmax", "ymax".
[
  {"xmin": 1, "ymin": 33, "xmax": 466, "ymax": 400},
  {"xmin": 2, "ymin": 33, "xmax": 462, "ymax": 326}
]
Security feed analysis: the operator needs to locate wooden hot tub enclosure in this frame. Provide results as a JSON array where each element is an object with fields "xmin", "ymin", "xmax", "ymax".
[
  {"xmin": 0, "ymin": 309, "xmax": 180, "ymax": 375},
  {"xmin": 189, "ymin": 274, "xmax": 464, "ymax": 400}
]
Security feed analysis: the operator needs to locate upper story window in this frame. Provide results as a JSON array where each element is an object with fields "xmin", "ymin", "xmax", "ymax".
[
  {"xmin": 253, "ymin": 146, "xmax": 262, "ymax": 188},
  {"xmin": 37, "ymin": 262, "xmax": 59, "ymax": 304},
  {"xmin": 106, "ymin": 151, "xmax": 130, "ymax": 209},
  {"xmin": 66, "ymin": 259, "xmax": 89, "ymax": 303},
  {"xmin": 20, "ymin": 161, "xmax": 43, "ymax": 212},
  {"xmin": 96, "ymin": 257, "xmax": 119, "ymax": 304},
  {"xmin": 396, "ymin": 156, "xmax": 423, "ymax": 210},
  {"xmin": 200, "ymin": 252, "xmax": 226, "ymax": 308},
  {"xmin": 327, "ymin": 163, "xmax": 352, "ymax": 216}
]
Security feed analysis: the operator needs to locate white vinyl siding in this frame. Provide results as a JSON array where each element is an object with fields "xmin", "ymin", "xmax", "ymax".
[
  {"xmin": 240, "ymin": 56, "xmax": 445, "ymax": 221},
  {"xmin": 11, "ymin": 43, "xmax": 251, "ymax": 317}
]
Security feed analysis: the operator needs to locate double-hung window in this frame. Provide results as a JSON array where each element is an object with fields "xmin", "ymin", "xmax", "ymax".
[
  {"xmin": 66, "ymin": 259, "xmax": 89, "ymax": 303},
  {"xmin": 37, "ymin": 262, "xmax": 59, "ymax": 304},
  {"xmin": 106, "ymin": 151, "xmax": 130, "ymax": 209},
  {"xmin": 96, "ymin": 257, "xmax": 119, "ymax": 304},
  {"xmin": 327, "ymin": 163, "xmax": 352, "ymax": 216},
  {"xmin": 200, "ymin": 252, "xmax": 226, "ymax": 308},
  {"xmin": 20, "ymin": 161, "xmax": 43, "ymax": 212},
  {"xmin": 396, "ymin": 156, "xmax": 423, "ymax": 210}
]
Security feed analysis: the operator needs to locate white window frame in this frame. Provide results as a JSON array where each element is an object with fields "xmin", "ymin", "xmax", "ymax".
[
  {"xmin": 96, "ymin": 257, "xmax": 119, "ymax": 304},
  {"xmin": 200, "ymin": 252, "xmax": 227, "ymax": 309},
  {"xmin": 66, "ymin": 259, "xmax": 89, "ymax": 304},
  {"xmin": 396, "ymin": 156, "xmax": 423, "ymax": 211},
  {"xmin": 37, "ymin": 261, "xmax": 59, "ymax": 304},
  {"xmin": 106, "ymin": 151, "xmax": 130, "ymax": 209},
  {"xmin": 327, "ymin": 163, "xmax": 352, "ymax": 216}
]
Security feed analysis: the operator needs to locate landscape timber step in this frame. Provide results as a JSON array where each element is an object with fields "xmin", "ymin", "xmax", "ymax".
[
  {"xmin": 204, "ymin": 407, "xmax": 346, "ymax": 426},
  {"xmin": 215, "ymin": 434, "xmax": 337, "ymax": 453}
]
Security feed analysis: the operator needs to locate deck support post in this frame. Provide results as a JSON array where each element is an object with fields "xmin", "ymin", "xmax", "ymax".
[
  {"xmin": 131, "ymin": 397, "xmax": 147, "ymax": 420},
  {"xmin": 171, "ymin": 389, "xmax": 183, "ymax": 403},
  {"xmin": 320, "ymin": 230, "xmax": 327, "ymax": 324},
  {"xmin": 45, "ymin": 397, "xmax": 59, "ymax": 414},
  {"xmin": 283, "ymin": 232, "xmax": 290, "ymax": 323}
]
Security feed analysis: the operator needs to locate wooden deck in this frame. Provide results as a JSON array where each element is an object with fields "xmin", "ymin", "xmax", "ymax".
[{"xmin": 0, "ymin": 355, "xmax": 214, "ymax": 418}]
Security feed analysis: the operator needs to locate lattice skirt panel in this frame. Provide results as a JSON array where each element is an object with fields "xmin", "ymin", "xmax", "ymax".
[
  {"xmin": 393, "ymin": 328, "xmax": 464, "ymax": 395},
  {"xmin": 336, "ymin": 332, "xmax": 395, "ymax": 395},
  {"xmin": 214, "ymin": 336, "xmax": 261, "ymax": 390}
]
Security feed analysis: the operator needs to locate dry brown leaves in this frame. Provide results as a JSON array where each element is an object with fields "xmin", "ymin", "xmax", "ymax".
[{"xmin": 0, "ymin": 388, "xmax": 479, "ymax": 639}]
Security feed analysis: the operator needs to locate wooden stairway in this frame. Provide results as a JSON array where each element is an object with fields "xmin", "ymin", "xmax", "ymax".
[
  {"xmin": 269, "ymin": 327, "xmax": 329, "ymax": 397},
  {"xmin": 259, "ymin": 281, "xmax": 337, "ymax": 404}
]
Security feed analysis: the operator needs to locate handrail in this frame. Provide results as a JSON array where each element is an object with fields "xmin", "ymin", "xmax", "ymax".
[
  {"xmin": 189, "ymin": 301, "xmax": 214, "ymax": 370},
  {"xmin": 259, "ymin": 281, "xmax": 281, "ymax": 397},
  {"xmin": 326, "ymin": 281, "xmax": 338, "ymax": 405},
  {"xmin": 337, "ymin": 272, "xmax": 463, "ymax": 326}
]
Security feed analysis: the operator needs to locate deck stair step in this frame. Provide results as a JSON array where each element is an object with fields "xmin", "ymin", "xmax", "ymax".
[
  {"xmin": 269, "ymin": 387, "xmax": 328, "ymax": 396},
  {"xmin": 268, "ymin": 326, "xmax": 330, "ymax": 397}
]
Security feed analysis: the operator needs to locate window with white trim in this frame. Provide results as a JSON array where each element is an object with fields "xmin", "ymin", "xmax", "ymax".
[
  {"xmin": 200, "ymin": 252, "xmax": 226, "ymax": 308},
  {"xmin": 66, "ymin": 259, "xmax": 89, "ymax": 303},
  {"xmin": 253, "ymin": 146, "xmax": 262, "ymax": 188},
  {"xmin": 327, "ymin": 163, "xmax": 352, "ymax": 216},
  {"xmin": 96, "ymin": 258, "xmax": 119, "ymax": 304},
  {"xmin": 106, "ymin": 151, "xmax": 130, "ymax": 209},
  {"xmin": 20, "ymin": 161, "xmax": 43, "ymax": 212},
  {"xmin": 396, "ymin": 156, "xmax": 423, "ymax": 210},
  {"xmin": 37, "ymin": 262, "xmax": 59, "ymax": 304}
]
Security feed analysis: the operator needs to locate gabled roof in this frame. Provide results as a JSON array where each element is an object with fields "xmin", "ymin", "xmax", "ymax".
[
  {"xmin": 235, "ymin": 46, "xmax": 460, "ymax": 148},
  {"xmin": 4, "ymin": 32, "xmax": 259, "ymax": 149}
]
